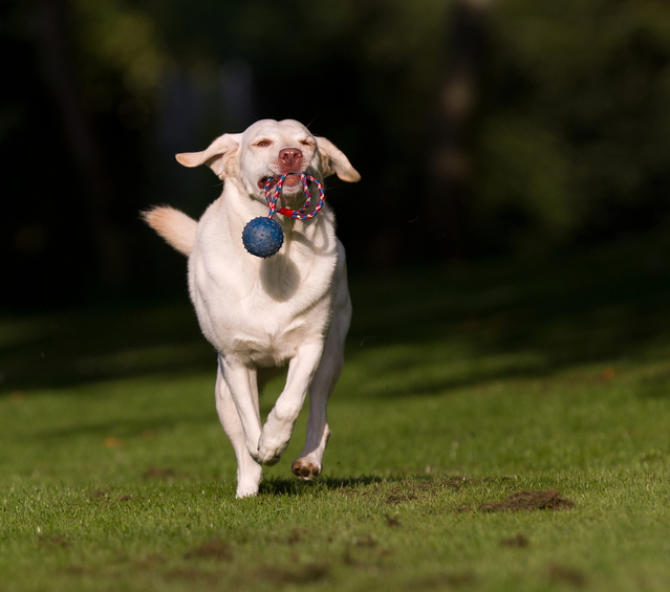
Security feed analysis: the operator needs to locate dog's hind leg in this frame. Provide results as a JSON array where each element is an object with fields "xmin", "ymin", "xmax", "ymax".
[
  {"xmin": 215, "ymin": 362, "xmax": 262, "ymax": 498},
  {"xmin": 290, "ymin": 360, "xmax": 339, "ymax": 480}
]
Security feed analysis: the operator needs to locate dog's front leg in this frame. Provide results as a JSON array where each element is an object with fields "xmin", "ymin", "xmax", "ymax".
[
  {"xmin": 256, "ymin": 342, "xmax": 324, "ymax": 465},
  {"xmin": 215, "ymin": 362, "xmax": 262, "ymax": 498},
  {"xmin": 218, "ymin": 355, "xmax": 263, "ymax": 460}
]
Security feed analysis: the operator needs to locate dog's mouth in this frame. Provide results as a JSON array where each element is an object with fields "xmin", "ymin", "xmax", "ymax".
[{"xmin": 257, "ymin": 173, "xmax": 302, "ymax": 191}]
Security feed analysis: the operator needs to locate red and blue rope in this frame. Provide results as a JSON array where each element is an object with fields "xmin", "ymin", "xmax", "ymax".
[{"xmin": 263, "ymin": 173, "xmax": 326, "ymax": 220}]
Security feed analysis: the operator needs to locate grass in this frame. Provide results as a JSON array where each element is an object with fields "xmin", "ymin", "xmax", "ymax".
[{"xmin": 2, "ymin": 232, "xmax": 670, "ymax": 591}]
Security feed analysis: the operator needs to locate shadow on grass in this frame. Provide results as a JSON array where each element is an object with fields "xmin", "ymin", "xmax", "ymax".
[
  {"xmin": 346, "ymin": 232, "xmax": 670, "ymax": 398},
  {"xmin": 34, "ymin": 412, "xmax": 213, "ymax": 440},
  {"xmin": 257, "ymin": 473, "xmax": 493, "ymax": 498},
  {"xmin": 259, "ymin": 475, "xmax": 384, "ymax": 496},
  {"xmin": 0, "ymin": 304, "xmax": 215, "ymax": 393},
  {"xmin": 3, "ymin": 232, "xmax": 670, "ymax": 396}
]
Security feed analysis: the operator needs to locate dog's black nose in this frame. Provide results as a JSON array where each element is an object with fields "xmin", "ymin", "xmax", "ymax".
[{"xmin": 278, "ymin": 148, "xmax": 303, "ymax": 172}]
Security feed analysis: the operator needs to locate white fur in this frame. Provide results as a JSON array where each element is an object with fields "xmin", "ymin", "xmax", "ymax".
[
  {"xmin": 144, "ymin": 119, "xmax": 360, "ymax": 497},
  {"xmin": 141, "ymin": 206, "xmax": 197, "ymax": 256}
]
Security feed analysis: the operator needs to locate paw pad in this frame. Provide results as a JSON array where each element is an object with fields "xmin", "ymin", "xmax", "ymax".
[{"xmin": 292, "ymin": 459, "xmax": 321, "ymax": 481}]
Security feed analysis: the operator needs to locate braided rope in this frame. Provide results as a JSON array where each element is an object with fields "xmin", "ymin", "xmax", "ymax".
[{"xmin": 263, "ymin": 173, "xmax": 326, "ymax": 220}]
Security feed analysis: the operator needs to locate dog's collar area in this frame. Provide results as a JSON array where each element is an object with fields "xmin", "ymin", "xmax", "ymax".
[{"xmin": 263, "ymin": 173, "xmax": 325, "ymax": 220}]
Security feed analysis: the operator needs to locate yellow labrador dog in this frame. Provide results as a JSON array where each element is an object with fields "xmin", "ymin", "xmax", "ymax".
[{"xmin": 143, "ymin": 119, "xmax": 360, "ymax": 497}]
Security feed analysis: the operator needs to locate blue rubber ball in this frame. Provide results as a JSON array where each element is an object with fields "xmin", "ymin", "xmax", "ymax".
[{"xmin": 242, "ymin": 217, "xmax": 284, "ymax": 258}]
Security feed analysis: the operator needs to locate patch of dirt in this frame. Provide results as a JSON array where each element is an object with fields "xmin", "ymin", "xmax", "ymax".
[
  {"xmin": 440, "ymin": 476, "xmax": 473, "ymax": 491},
  {"xmin": 385, "ymin": 476, "xmax": 481, "ymax": 505},
  {"xmin": 500, "ymin": 533, "xmax": 529, "ymax": 548},
  {"xmin": 385, "ymin": 513, "xmax": 401, "ymax": 527},
  {"xmin": 184, "ymin": 538, "xmax": 233, "ymax": 561},
  {"xmin": 342, "ymin": 547, "xmax": 359, "ymax": 566},
  {"xmin": 600, "ymin": 367, "xmax": 616, "ymax": 382},
  {"xmin": 260, "ymin": 563, "xmax": 329, "ymax": 585},
  {"xmin": 38, "ymin": 534, "xmax": 69, "ymax": 548},
  {"xmin": 386, "ymin": 492, "xmax": 417, "ymax": 505},
  {"xmin": 62, "ymin": 566, "xmax": 93, "ymax": 576},
  {"xmin": 269, "ymin": 528, "xmax": 308, "ymax": 546},
  {"xmin": 142, "ymin": 467, "xmax": 176, "ymax": 479},
  {"xmin": 354, "ymin": 534, "xmax": 377, "ymax": 548},
  {"xmin": 166, "ymin": 568, "xmax": 219, "ymax": 584},
  {"xmin": 480, "ymin": 489, "xmax": 574, "ymax": 512},
  {"xmin": 286, "ymin": 528, "xmax": 304, "ymax": 545},
  {"xmin": 482, "ymin": 476, "xmax": 514, "ymax": 483},
  {"xmin": 338, "ymin": 475, "xmax": 481, "ymax": 504},
  {"xmin": 415, "ymin": 571, "xmax": 476, "ymax": 589},
  {"xmin": 90, "ymin": 489, "xmax": 111, "ymax": 500},
  {"xmin": 339, "ymin": 487, "xmax": 369, "ymax": 497},
  {"xmin": 547, "ymin": 563, "xmax": 587, "ymax": 588},
  {"xmin": 386, "ymin": 485, "xmax": 417, "ymax": 506},
  {"xmin": 89, "ymin": 490, "xmax": 132, "ymax": 506},
  {"xmin": 342, "ymin": 533, "xmax": 391, "ymax": 568},
  {"xmin": 134, "ymin": 554, "xmax": 166, "ymax": 570}
]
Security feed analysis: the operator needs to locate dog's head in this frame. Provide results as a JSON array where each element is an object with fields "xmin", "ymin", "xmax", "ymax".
[{"xmin": 175, "ymin": 119, "xmax": 360, "ymax": 201}]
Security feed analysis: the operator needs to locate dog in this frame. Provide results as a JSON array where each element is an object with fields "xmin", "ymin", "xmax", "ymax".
[{"xmin": 143, "ymin": 119, "xmax": 360, "ymax": 497}]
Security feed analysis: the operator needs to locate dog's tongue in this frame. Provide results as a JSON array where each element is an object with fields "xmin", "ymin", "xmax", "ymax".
[
  {"xmin": 284, "ymin": 173, "xmax": 300, "ymax": 187},
  {"xmin": 258, "ymin": 174, "xmax": 301, "ymax": 190}
]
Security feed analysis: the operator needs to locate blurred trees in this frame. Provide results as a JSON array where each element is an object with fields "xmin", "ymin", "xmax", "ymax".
[
  {"xmin": 474, "ymin": 0, "xmax": 670, "ymax": 254},
  {"xmin": 3, "ymin": 0, "xmax": 670, "ymax": 308}
]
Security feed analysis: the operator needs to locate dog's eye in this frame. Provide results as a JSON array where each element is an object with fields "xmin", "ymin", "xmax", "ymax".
[
  {"xmin": 254, "ymin": 139, "xmax": 273, "ymax": 148},
  {"xmin": 299, "ymin": 138, "xmax": 313, "ymax": 147}
]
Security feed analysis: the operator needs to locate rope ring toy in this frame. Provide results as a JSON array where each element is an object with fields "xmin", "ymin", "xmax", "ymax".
[
  {"xmin": 265, "ymin": 173, "xmax": 326, "ymax": 220},
  {"xmin": 242, "ymin": 173, "xmax": 326, "ymax": 258}
]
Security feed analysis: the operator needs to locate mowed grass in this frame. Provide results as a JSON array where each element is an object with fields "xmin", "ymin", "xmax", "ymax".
[{"xmin": 2, "ymin": 234, "xmax": 670, "ymax": 591}]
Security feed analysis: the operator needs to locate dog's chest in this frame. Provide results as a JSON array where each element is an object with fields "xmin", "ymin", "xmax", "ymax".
[
  {"xmin": 228, "ymin": 313, "xmax": 313, "ymax": 366},
  {"xmin": 190, "ymin": 246, "xmax": 335, "ymax": 366}
]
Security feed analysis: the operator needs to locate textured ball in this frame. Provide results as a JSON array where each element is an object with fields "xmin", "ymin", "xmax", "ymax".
[{"xmin": 242, "ymin": 217, "xmax": 284, "ymax": 258}]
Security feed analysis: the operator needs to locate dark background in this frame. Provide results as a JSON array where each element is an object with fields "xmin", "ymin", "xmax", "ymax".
[{"xmin": 4, "ymin": 0, "xmax": 670, "ymax": 311}]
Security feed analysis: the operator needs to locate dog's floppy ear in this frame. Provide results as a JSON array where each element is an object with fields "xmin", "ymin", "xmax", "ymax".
[
  {"xmin": 316, "ymin": 136, "xmax": 361, "ymax": 183},
  {"xmin": 175, "ymin": 133, "xmax": 241, "ymax": 179}
]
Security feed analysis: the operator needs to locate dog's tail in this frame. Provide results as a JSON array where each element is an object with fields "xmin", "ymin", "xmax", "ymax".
[{"xmin": 141, "ymin": 206, "xmax": 197, "ymax": 256}]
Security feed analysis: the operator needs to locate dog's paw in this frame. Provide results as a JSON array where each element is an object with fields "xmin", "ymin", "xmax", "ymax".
[
  {"xmin": 235, "ymin": 462, "xmax": 262, "ymax": 498},
  {"xmin": 256, "ymin": 443, "xmax": 286, "ymax": 465},
  {"xmin": 292, "ymin": 458, "xmax": 321, "ymax": 480},
  {"xmin": 247, "ymin": 440, "xmax": 262, "ymax": 463},
  {"xmin": 256, "ymin": 434, "xmax": 288, "ymax": 465},
  {"xmin": 236, "ymin": 482, "xmax": 260, "ymax": 498},
  {"xmin": 256, "ymin": 412, "xmax": 293, "ymax": 465}
]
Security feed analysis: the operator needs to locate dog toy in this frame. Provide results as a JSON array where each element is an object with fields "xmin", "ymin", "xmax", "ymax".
[{"xmin": 242, "ymin": 173, "xmax": 326, "ymax": 258}]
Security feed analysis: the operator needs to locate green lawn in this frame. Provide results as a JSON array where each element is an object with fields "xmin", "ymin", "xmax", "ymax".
[{"xmin": 2, "ymin": 234, "xmax": 670, "ymax": 591}]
